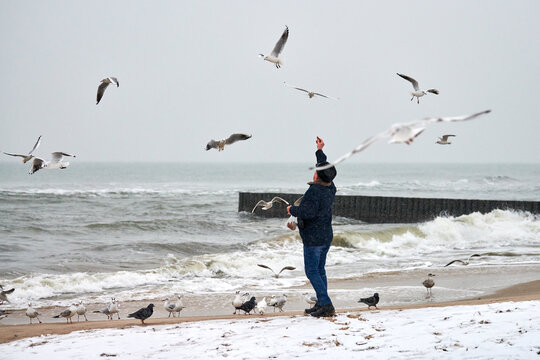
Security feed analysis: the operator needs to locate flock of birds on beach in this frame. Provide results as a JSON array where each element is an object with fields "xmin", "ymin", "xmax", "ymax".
[
  {"xmin": 0, "ymin": 252, "xmax": 485, "ymax": 325},
  {"xmin": 1, "ymin": 25, "xmax": 492, "ymax": 325}
]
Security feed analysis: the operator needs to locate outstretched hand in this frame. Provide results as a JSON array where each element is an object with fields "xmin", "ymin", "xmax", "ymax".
[
  {"xmin": 316, "ymin": 136, "xmax": 325, "ymax": 150},
  {"xmin": 287, "ymin": 205, "xmax": 291, "ymax": 215}
]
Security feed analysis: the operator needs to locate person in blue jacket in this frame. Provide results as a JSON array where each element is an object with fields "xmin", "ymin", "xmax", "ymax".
[{"xmin": 287, "ymin": 136, "xmax": 337, "ymax": 317}]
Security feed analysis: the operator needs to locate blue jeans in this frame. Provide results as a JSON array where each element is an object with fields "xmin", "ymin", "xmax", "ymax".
[{"xmin": 303, "ymin": 244, "xmax": 332, "ymax": 306}]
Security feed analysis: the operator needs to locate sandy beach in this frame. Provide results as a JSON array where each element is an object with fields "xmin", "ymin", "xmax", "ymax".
[{"xmin": 2, "ymin": 274, "xmax": 539, "ymax": 345}]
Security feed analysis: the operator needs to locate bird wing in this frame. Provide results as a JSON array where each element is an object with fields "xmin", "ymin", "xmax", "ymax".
[
  {"xmin": 427, "ymin": 89, "xmax": 439, "ymax": 95},
  {"xmin": 206, "ymin": 139, "xmax": 219, "ymax": 150},
  {"xmin": 270, "ymin": 197, "xmax": 290, "ymax": 206},
  {"xmin": 277, "ymin": 266, "xmax": 296, "ymax": 275},
  {"xmin": 444, "ymin": 259, "xmax": 466, "ymax": 267},
  {"xmin": 29, "ymin": 135, "xmax": 42, "ymax": 155},
  {"xmin": 225, "ymin": 133, "xmax": 252, "ymax": 145},
  {"xmin": 441, "ymin": 134, "xmax": 456, "ymax": 141},
  {"xmin": 414, "ymin": 110, "xmax": 491, "ymax": 127},
  {"xmin": 96, "ymin": 81, "xmax": 110, "ymax": 104},
  {"xmin": 397, "ymin": 73, "xmax": 419, "ymax": 91},
  {"xmin": 50, "ymin": 152, "xmax": 75, "ymax": 164},
  {"xmin": 109, "ymin": 77, "xmax": 119, "ymax": 87},
  {"xmin": 3, "ymin": 152, "xmax": 27, "ymax": 158},
  {"xmin": 1, "ymin": 288, "xmax": 14, "ymax": 295},
  {"xmin": 313, "ymin": 92, "xmax": 338, "ymax": 100},
  {"xmin": 257, "ymin": 264, "xmax": 275, "ymax": 275},
  {"xmin": 252, "ymin": 200, "xmax": 269, "ymax": 213},
  {"xmin": 30, "ymin": 157, "xmax": 45, "ymax": 174},
  {"xmin": 311, "ymin": 129, "xmax": 392, "ymax": 171},
  {"xmin": 467, "ymin": 254, "xmax": 482, "ymax": 261},
  {"xmin": 270, "ymin": 26, "xmax": 289, "ymax": 57},
  {"xmin": 293, "ymin": 196, "xmax": 303, "ymax": 206}
]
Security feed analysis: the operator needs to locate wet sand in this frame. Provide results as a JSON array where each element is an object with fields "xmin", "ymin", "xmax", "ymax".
[{"xmin": 1, "ymin": 272, "xmax": 539, "ymax": 345}]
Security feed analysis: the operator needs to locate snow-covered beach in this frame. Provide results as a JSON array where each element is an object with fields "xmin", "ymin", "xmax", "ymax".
[{"xmin": 1, "ymin": 298, "xmax": 539, "ymax": 359}]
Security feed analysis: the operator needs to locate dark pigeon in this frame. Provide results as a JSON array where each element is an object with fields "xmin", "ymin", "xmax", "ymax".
[
  {"xmin": 239, "ymin": 297, "xmax": 257, "ymax": 315},
  {"xmin": 358, "ymin": 293, "xmax": 379, "ymax": 309},
  {"xmin": 128, "ymin": 303, "xmax": 154, "ymax": 324}
]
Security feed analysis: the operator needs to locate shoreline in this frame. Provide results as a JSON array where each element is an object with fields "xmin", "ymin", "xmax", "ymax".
[{"xmin": 1, "ymin": 279, "xmax": 539, "ymax": 345}]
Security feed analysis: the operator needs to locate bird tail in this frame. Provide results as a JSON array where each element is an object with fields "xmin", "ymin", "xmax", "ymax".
[{"xmin": 53, "ymin": 315, "xmax": 60, "ymax": 318}]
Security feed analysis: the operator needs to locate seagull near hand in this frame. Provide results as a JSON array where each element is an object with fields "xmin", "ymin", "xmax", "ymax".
[
  {"xmin": 257, "ymin": 264, "xmax": 296, "ymax": 278},
  {"xmin": 259, "ymin": 26, "xmax": 289, "ymax": 68},
  {"xmin": 311, "ymin": 110, "xmax": 491, "ymax": 171},
  {"xmin": 284, "ymin": 82, "xmax": 338, "ymax": 100},
  {"xmin": 436, "ymin": 134, "xmax": 456, "ymax": 145},
  {"xmin": 30, "ymin": 152, "xmax": 76, "ymax": 174},
  {"xmin": 206, "ymin": 133, "xmax": 252, "ymax": 151},
  {"xmin": 252, "ymin": 196, "xmax": 302, "ymax": 213},
  {"xmin": 96, "ymin": 77, "xmax": 119, "ymax": 104},
  {"xmin": 3, "ymin": 135, "xmax": 42, "ymax": 163},
  {"xmin": 397, "ymin": 73, "xmax": 439, "ymax": 104}
]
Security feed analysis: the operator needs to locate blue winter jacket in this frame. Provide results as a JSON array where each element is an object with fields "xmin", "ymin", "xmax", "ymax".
[{"xmin": 289, "ymin": 150, "xmax": 336, "ymax": 246}]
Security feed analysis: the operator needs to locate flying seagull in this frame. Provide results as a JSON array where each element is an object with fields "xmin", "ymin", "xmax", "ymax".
[
  {"xmin": 358, "ymin": 293, "xmax": 379, "ymax": 309},
  {"xmin": 29, "ymin": 152, "xmax": 76, "ymax": 174},
  {"xmin": 436, "ymin": 134, "xmax": 456, "ymax": 145},
  {"xmin": 96, "ymin": 77, "xmax": 119, "ymax": 104},
  {"xmin": 257, "ymin": 264, "xmax": 296, "ymax": 278},
  {"xmin": 0, "ymin": 285, "xmax": 15, "ymax": 303},
  {"xmin": 445, "ymin": 254, "xmax": 482, "ymax": 267},
  {"xmin": 284, "ymin": 82, "xmax": 338, "ymax": 100},
  {"xmin": 3, "ymin": 135, "xmax": 42, "ymax": 163},
  {"xmin": 423, "ymin": 273, "xmax": 435, "ymax": 298},
  {"xmin": 206, "ymin": 133, "xmax": 252, "ymax": 152},
  {"xmin": 259, "ymin": 26, "xmax": 289, "ymax": 68},
  {"xmin": 252, "ymin": 196, "xmax": 303, "ymax": 213},
  {"xmin": 312, "ymin": 110, "xmax": 491, "ymax": 171},
  {"xmin": 397, "ymin": 73, "xmax": 439, "ymax": 104},
  {"xmin": 128, "ymin": 303, "xmax": 154, "ymax": 324}
]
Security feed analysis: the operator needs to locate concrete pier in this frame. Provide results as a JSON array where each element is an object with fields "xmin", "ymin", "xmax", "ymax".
[{"xmin": 240, "ymin": 192, "xmax": 540, "ymax": 223}]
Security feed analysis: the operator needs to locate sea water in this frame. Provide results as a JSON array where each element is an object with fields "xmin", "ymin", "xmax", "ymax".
[{"xmin": 0, "ymin": 162, "xmax": 539, "ymax": 308}]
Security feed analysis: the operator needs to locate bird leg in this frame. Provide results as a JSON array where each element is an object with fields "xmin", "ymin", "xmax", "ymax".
[
  {"xmin": 117, "ymin": 313, "xmax": 120, "ymax": 320},
  {"xmin": 84, "ymin": 314, "xmax": 88, "ymax": 321},
  {"xmin": 417, "ymin": 98, "xmax": 420, "ymax": 104},
  {"xmin": 410, "ymin": 96, "xmax": 414, "ymax": 101}
]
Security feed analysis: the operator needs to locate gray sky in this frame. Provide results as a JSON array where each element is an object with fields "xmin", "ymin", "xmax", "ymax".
[{"xmin": 1, "ymin": 1, "xmax": 539, "ymax": 164}]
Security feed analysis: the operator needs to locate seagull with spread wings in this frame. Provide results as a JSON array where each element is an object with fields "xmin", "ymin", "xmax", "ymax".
[
  {"xmin": 259, "ymin": 26, "xmax": 289, "ymax": 68},
  {"xmin": 3, "ymin": 135, "xmax": 42, "ymax": 163},
  {"xmin": 96, "ymin": 77, "xmax": 119, "ymax": 104},
  {"xmin": 445, "ymin": 254, "xmax": 482, "ymax": 267},
  {"xmin": 436, "ymin": 134, "xmax": 456, "ymax": 145},
  {"xmin": 312, "ymin": 110, "xmax": 491, "ymax": 171},
  {"xmin": 397, "ymin": 73, "xmax": 439, "ymax": 104},
  {"xmin": 30, "ymin": 152, "xmax": 76, "ymax": 174},
  {"xmin": 257, "ymin": 264, "xmax": 296, "ymax": 278},
  {"xmin": 252, "ymin": 196, "xmax": 303, "ymax": 213},
  {"xmin": 284, "ymin": 82, "xmax": 338, "ymax": 100},
  {"xmin": 206, "ymin": 133, "xmax": 252, "ymax": 151}
]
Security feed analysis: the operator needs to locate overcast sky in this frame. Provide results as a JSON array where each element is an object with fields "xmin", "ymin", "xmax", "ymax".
[{"xmin": 1, "ymin": 1, "xmax": 539, "ymax": 164}]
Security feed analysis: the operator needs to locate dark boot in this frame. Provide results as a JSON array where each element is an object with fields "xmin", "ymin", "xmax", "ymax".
[
  {"xmin": 310, "ymin": 304, "xmax": 335, "ymax": 317},
  {"xmin": 304, "ymin": 303, "xmax": 321, "ymax": 314}
]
